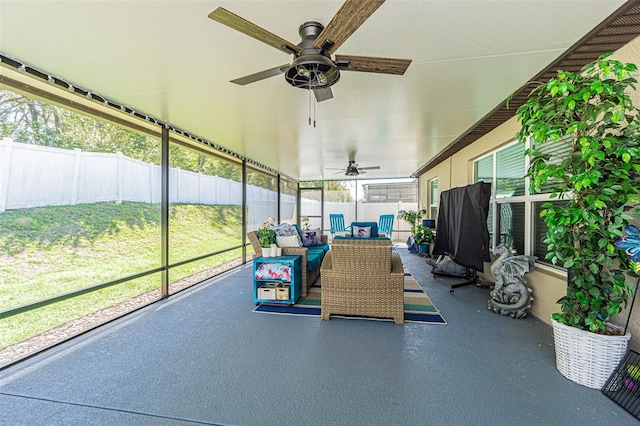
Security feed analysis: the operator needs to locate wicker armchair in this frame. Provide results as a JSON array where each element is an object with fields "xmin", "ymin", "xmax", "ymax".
[
  {"xmin": 247, "ymin": 230, "xmax": 328, "ymax": 297},
  {"xmin": 320, "ymin": 238, "xmax": 405, "ymax": 325}
]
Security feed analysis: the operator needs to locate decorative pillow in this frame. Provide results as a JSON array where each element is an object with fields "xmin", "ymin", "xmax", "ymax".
[
  {"xmin": 273, "ymin": 223, "xmax": 303, "ymax": 246},
  {"xmin": 276, "ymin": 234, "xmax": 302, "ymax": 247},
  {"xmin": 302, "ymin": 228, "xmax": 323, "ymax": 247},
  {"xmin": 352, "ymin": 225, "xmax": 371, "ymax": 238}
]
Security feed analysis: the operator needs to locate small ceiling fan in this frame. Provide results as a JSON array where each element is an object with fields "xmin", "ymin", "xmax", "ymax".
[
  {"xmin": 208, "ymin": 0, "xmax": 412, "ymax": 102},
  {"xmin": 327, "ymin": 159, "xmax": 381, "ymax": 176}
]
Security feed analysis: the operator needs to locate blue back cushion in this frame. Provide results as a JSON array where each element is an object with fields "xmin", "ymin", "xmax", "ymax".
[
  {"xmin": 292, "ymin": 224, "xmax": 305, "ymax": 241},
  {"xmin": 334, "ymin": 236, "xmax": 390, "ymax": 241},
  {"xmin": 350, "ymin": 221, "xmax": 379, "ymax": 237}
]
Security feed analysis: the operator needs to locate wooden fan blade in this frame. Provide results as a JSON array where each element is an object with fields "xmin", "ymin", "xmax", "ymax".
[
  {"xmin": 208, "ymin": 8, "xmax": 301, "ymax": 55},
  {"xmin": 230, "ymin": 64, "xmax": 290, "ymax": 86},
  {"xmin": 358, "ymin": 166, "xmax": 381, "ymax": 170},
  {"xmin": 313, "ymin": 87, "xmax": 333, "ymax": 102},
  {"xmin": 335, "ymin": 55, "xmax": 411, "ymax": 75},
  {"xmin": 313, "ymin": 0, "xmax": 385, "ymax": 54}
]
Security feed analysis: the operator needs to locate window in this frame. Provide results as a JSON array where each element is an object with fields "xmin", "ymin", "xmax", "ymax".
[
  {"xmin": 474, "ymin": 155, "xmax": 493, "ymax": 186},
  {"xmin": 496, "ymin": 143, "xmax": 526, "ymax": 197},
  {"xmin": 429, "ymin": 178, "xmax": 439, "ymax": 220},
  {"xmin": 498, "ymin": 202, "xmax": 525, "ymax": 255},
  {"xmin": 531, "ymin": 135, "xmax": 572, "ymax": 194},
  {"xmin": 533, "ymin": 199, "xmax": 569, "ymax": 261},
  {"xmin": 473, "ymin": 140, "xmax": 562, "ymax": 266}
]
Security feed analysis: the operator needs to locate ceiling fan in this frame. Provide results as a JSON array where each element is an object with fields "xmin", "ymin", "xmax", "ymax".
[
  {"xmin": 327, "ymin": 160, "xmax": 381, "ymax": 177},
  {"xmin": 208, "ymin": 0, "xmax": 412, "ymax": 102}
]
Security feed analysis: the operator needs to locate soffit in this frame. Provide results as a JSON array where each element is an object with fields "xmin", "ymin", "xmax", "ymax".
[{"xmin": 414, "ymin": 1, "xmax": 640, "ymax": 176}]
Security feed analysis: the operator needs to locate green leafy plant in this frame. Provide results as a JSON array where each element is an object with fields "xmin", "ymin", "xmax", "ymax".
[
  {"xmin": 414, "ymin": 224, "xmax": 434, "ymax": 245},
  {"xmin": 257, "ymin": 217, "xmax": 276, "ymax": 247},
  {"xmin": 515, "ymin": 54, "xmax": 640, "ymax": 333},
  {"xmin": 397, "ymin": 209, "xmax": 426, "ymax": 235}
]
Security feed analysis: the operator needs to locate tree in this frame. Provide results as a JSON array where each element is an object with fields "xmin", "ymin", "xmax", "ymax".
[
  {"xmin": 323, "ymin": 181, "xmax": 354, "ymax": 202},
  {"xmin": 0, "ymin": 87, "xmax": 243, "ymax": 180},
  {"xmin": 515, "ymin": 55, "xmax": 640, "ymax": 333}
]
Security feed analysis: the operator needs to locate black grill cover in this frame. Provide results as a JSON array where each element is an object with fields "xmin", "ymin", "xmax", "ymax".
[{"xmin": 432, "ymin": 182, "xmax": 491, "ymax": 271}]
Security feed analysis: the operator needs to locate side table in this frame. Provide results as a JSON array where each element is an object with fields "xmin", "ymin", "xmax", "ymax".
[{"xmin": 253, "ymin": 255, "xmax": 302, "ymax": 305}]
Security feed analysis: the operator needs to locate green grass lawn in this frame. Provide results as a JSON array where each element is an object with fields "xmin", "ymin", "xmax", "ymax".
[{"xmin": 0, "ymin": 201, "xmax": 243, "ymax": 347}]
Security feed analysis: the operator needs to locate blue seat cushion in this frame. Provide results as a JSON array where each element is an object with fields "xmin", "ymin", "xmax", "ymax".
[
  {"xmin": 349, "ymin": 222, "xmax": 379, "ymax": 237},
  {"xmin": 306, "ymin": 245, "xmax": 328, "ymax": 271}
]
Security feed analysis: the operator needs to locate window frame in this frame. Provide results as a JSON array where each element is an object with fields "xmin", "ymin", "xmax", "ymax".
[{"xmin": 473, "ymin": 139, "xmax": 566, "ymax": 268}]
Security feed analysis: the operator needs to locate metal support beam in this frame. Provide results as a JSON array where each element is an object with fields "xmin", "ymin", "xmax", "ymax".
[
  {"xmin": 241, "ymin": 159, "xmax": 247, "ymax": 264},
  {"xmin": 277, "ymin": 174, "xmax": 281, "ymax": 223},
  {"xmin": 161, "ymin": 126, "xmax": 169, "ymax": 298}
]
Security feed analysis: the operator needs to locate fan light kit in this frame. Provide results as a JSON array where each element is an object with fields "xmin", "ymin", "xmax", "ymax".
[
  {"xmin": 208, "ymin": 0, "xmax": 411, "ymax": 105},
  {"xmin": 327, "ymin": 159, "xmax": 381, "ymax": 177},
  {"xmin": 285, "ymin": 53, "xmax": 340, "ymax": 89},
  {"xmin": 284, "ymin": 21, "xmax": 341, "ymax": 94}
]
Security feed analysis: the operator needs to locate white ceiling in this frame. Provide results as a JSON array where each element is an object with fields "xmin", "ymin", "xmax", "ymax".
[{"xmin": 0, "ymin": 0, "xmax": 627, "ymax": 180}]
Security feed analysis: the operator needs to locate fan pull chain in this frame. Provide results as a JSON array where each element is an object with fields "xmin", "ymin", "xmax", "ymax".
[
  {"xmin": 308, "ymin": 87, "xmax": 312, "ymax": 126},
  {"xmin": 307, "ymin": 86, "xmax": 317, "ymax": 128}
]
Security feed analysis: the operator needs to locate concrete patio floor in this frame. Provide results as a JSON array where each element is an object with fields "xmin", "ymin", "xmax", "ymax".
[{"xmin": 0, "ymin": 248, "xmax": 635, "ymax": 425}]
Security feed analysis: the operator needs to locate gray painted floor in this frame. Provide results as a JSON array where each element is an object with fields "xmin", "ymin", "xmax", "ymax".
[{"xmin": 0, "ymin": 248, "xmax": 636, "ymax": 425}]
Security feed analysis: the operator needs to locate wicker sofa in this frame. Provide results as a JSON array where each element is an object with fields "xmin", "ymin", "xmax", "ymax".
[
  {"xmin": 247, "ymin": 229, "xmax": 329, "ymax": 297},
  {"xmin": 319, "ymin": 238, "xmax": 405, "ymax": 325}
]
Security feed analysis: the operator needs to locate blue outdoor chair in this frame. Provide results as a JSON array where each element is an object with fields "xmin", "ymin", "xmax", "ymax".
[
  {"xmin": 329, "ymin": 214, "xmax": 351, "ymax": 236},
  {"xmin": 378, "ymin": 214, "xmax": 394, "ymax": 237}
]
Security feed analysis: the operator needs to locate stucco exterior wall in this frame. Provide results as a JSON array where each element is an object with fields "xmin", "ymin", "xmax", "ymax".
[
  {"xmin": 418, "ymin": 35, "xmax": 640, "ymax": 347},
  {"xmin": 419, "ymin": 117, "xmax": 569, "ymax": 324}
]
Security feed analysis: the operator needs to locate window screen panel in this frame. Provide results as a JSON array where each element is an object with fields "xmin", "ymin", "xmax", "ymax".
[
  {"xmin": 531, "ymin": 136, "xmax": 573, "ymax": 194},
  {"xmin": 429, "ymin": 179, "xmax": 439, "ymax": 220},
  {"xmin": 496, "ymin": 143, "xmax": 525, "ymax": 197},
  {"xmin": 487, "ymin": 203, "xmax": 494, "ymax": 248},
  {"xmin": 474, "ymin": 156, "xmax": 493, "ymax": 189},
  {"xmin": 498, "ymin": 202, "xmax": 525, "ymax": 255},
  {"xmin": 430, "ymin": 179, "xmax": 438, "ymax": 205}
]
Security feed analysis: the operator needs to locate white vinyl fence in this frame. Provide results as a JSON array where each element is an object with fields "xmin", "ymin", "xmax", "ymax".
[
  {"xmin": 0, "ymin": 138, "xmax": 295, "ymax": 225},
  {"xmin": 300, "ymin": 200, "xmax": 418, "ymax": 239},
  {"xmin": 0, "ymin": 138, "xmax": 416, "ymax": 236}
]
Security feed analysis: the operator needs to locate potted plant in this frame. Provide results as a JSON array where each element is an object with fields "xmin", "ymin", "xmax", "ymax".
[
  {"xmin": 414, "ymin": 224, "xmax": 434, "ymax": 255},
  {"xmin": 515, "ymin": 54, "xmax": 640, "ymax": 388},
  {"xmin": 397, "ymin": 209, "xmax": 426, "ymax": 235},
  {"xmin": 398, "ymin": 209, "xmax": 427, "ymax": 253},
  {"xmin": 258, "ymin": 217, "xmax": 276, "ymax": 256}
]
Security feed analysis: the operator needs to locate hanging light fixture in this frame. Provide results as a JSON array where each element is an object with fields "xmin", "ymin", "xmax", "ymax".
[{"xmin": 284, "ymin": 54, "xmax": 340, "ymax": 90}]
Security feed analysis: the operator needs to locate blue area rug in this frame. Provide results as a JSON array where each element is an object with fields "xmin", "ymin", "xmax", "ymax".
[{"xmin": 253, "ymin": 272, "xmax": 446, "ymax": 324}]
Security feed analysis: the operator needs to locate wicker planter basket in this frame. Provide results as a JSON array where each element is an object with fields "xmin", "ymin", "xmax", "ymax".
[{"xmin": 552, "ymin": 318, "xmax": 631, "ymax": 389}]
